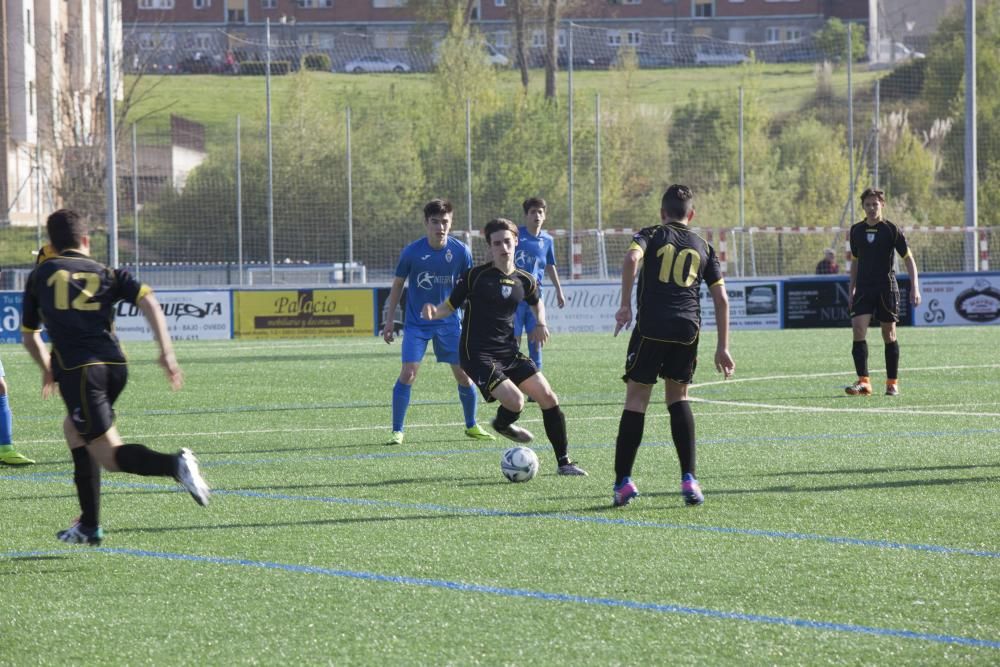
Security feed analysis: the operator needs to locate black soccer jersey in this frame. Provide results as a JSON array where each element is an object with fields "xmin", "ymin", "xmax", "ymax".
[
  {"xmin": 447, "ymin": 263, "xmax": 539, "ymax": 359},
  {"xmin": 849, "ymin": 219, "xmax": 910, "ymax": 290},
  {"xmin": 21, "ymin": 251, "xmax": 151, "ymax": 372},
  {"xmin": 631, "ymin": 222, "xmax": 724, "ymax": 343}
]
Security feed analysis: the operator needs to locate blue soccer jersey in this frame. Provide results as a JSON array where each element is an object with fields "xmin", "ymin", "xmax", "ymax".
[
  {"xmin": 515, "ymin": 226, "xmax": 556, "ymax": 286},
  {"xmin": 395, "ymin": 236, "xmax": 473, "ymax": 328}
]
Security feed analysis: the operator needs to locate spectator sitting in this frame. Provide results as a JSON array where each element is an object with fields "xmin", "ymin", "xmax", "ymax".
[{"xmin": 816, "ymin": 248, "xmax": 839, "ymax": 275}]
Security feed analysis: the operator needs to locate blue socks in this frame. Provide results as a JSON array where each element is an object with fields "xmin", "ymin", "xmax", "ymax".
[
  {"xmin": 457, "ymin": 383, "xmax": 479, "ymax": 429},
  {"xmin": 391, "ymin": 380, "xmax": 412, "ymax": 432},
  {"xmin": 528, "ymin": 340, "xmax": 542, "ymax": 370},
  {"xmin": 0, "ymin": 394, "xmax": 12, "ymax": 445}
]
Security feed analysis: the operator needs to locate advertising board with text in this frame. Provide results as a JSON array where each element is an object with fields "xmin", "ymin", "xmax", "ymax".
[
  {"xmin": 913, "ymin": 273, "xmax": 1000, "ymax": 326},
  {"xmin": 235, "ymin": 289, "xmax": 374, "ymax": 338},
  {"xmin": 115, "ymin": 290, "xmax": 233, "ymax": 341},
  {"xmin": 783, "ymin": 277, "xmax": 913, "ymax": 329}
]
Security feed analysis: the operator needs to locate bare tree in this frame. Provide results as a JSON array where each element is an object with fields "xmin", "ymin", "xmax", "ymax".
[
  {"xmin": 544, "ymin": 0, "xmax": 559, "ymax": 99},
  {"xmin": 411, "ymin": 0, "xmax": 478, "ymax": 34},
  {"xmin": 510, "ymin": 0, "xmax": 530, "ymax": 91}
]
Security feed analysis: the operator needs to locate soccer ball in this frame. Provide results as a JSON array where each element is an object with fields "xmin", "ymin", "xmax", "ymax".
[{"xmin": 500, "ymin": 446, "xmax": 539, "ymax": 483}]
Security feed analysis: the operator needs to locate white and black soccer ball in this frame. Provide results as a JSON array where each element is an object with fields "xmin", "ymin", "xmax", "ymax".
[{"xmin": 500, "ymin": 446, "xmax": 539, "ymax": 483}]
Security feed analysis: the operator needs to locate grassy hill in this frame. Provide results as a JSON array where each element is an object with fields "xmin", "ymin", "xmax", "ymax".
[{"xmin": 124, "ymin": 63, "xmax": 881, "ymax": 141}]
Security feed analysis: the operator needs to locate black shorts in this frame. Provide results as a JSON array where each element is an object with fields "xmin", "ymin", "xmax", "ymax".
[
  {"xmin": 622, "ymin": 330, "xmax": 698, "ymax": 385},
  {"xmin": 57, "ymin": 363, "xmax": 128, "ymax": 441},
  {"xmin": 461, "ymin": 352, "xmax": 538, "ymax": 402},
  {"xmin": 851, "ymin": 285, "xmax": 900, "ymax": 323}
]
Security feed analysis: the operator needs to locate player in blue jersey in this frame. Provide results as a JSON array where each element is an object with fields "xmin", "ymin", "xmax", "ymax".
[
  {"xmin": 381, "ymin": 199, "xmax": 495, "ymax": 446},
  {"xmin": 0, "ymin": 262, "xmax": 34, "ymax": 466},
  {"xmin": 513, "ymin": 197, "xmax": 565, "ymax": 372}
]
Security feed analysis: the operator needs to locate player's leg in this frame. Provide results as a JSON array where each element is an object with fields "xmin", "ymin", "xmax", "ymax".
[
  {"xmin": 517, "ymin": 366, "xmax": 586, "ymax": 475},
  {"xmin": 0, "ymin": 371, "xmax": 34, "ymax": 465},
  {"xmin": 489, "ymin": 379, "xmax": 535, "ymax": 444},
  {"xmin": 613, "ymin": 380, "xmax": 653, "ymax": 506},
  {"xmin": 391, "ymin": 328, "xmax": 430, "ymax": 444},
  {"xmin": 435, "ymin": 328, "xmax": 493, "ymax": 440},
  {"xmin": 879, "ymin": 288, "xmax": 902, "ymax": 395},
  {"xmin": 521, "ymin": 303, "xmax": 542, "ymax": 370},
  {"xmin": 846, "ymin": 304, "xmax": 873, "ymax": 395},
  {"xmin": 662, "ymin": 340, "xmax": 703, "ymax": 506},
  {"xmin": 57, "ymin": 418, "xmax": 103, "ymax": 545},
  {"xmin": 613, "ymin": 331, "xmax": 660, "ymax": 505}
]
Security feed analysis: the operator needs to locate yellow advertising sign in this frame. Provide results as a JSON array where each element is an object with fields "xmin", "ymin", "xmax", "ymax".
[{"xmin": 235, "ymin": 289, "xmax": 373, "ymax": 338}]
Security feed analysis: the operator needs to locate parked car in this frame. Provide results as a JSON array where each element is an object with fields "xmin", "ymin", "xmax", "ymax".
[
  {"xmin": 432, "ymin": 41, "xmax": 509, "ymax": 68},
  {"xmin": 873, "ymin": 40, "xmax": 925, "ymax": 64},
  {"xmin": 343, "ymin": 55, "xmax": 411, "ymax": 73},
  {"xmin": 694, "ymin": 46, "xmax": 751, "ymax": 66},
  {"xmin": 611, "ymin": 50, "xmax": 678, "ymax": 69}
]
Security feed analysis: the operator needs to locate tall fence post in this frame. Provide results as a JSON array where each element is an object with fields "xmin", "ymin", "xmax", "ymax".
[
  {"xmin": 567, "ymin": 21, "xmax": 576, "ymax": 279},
  {"xmin": 346, "ymin": 106, "xmax": 354, "ymax": 281},
  {"xmin": 847, "ymin": 22, "xmax": 856, "ymax": 227},
  {"xmin": 265, "ymin": 17, "xmax": 276, "ymax": 284},
  {"xmin": 34, "ymin": 143, "xmax": 42, "ymax": 248},
  {"xmin": 236, "ymin": 114, "xmax": 244, "ymax": 286},
  {"xmin": 466, "ymin": 98, "xmax": 473, "ymax": 235},
  {"xmin": 738, "ymin": 86, "xmax": 745, "ymax": 231},
  {"xmin": 131, "ymin": 123, "xmax": 140, "ymax": 280},
  {"xmin": 965, "ymin": 0, "xmax": 979, "ymax": 271},
  {"xmin": 103, "ymin": 0, "xmax": 119, "ymax": 268},
  {"xmin": 873, "ymin": 79, "xmax": 880, "ymax": 189}
]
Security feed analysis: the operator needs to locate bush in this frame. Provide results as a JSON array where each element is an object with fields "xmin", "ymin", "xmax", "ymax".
[
  {"xmin": 303, "ymin": 53, "xmax": 331, "ymax": 72},
  {"xmin": 879, "ymin": 58, "xmax": 928, "ymax": 101},
  {"xmin": 239, "ymin": 61, "xmax": 291, "ymax": 76}
]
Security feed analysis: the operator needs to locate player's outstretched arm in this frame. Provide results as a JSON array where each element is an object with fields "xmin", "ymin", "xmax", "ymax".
[
  {"xmin": 382, "ymin": 277, "xmax": 406, "ymax": 343},
  {"xmin": 614, "ymin": 249, "xmax": 641, "ymax": 336},
  {"xmin": 709, "ymin": 283, "xmax": 734, "ymax": 379},
  {"xmin": 137, "ymin": 293, "xmax": 183, "ymax": 391},
  {"xmin": 421, "ymin": 301, "xmax": 454, "ymax": 322},
  {"xmin": 21, "ymin": 330, "xmax": 56, "ymax": 399},
  {"xmin": 904, "ymin": 253, "xmax": 921, "ymax": 306}
]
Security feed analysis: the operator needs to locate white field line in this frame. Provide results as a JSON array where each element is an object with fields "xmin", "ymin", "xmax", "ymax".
[{"xmin": 14, "ymin": 363, "xmax": 998, "ymax": 446}]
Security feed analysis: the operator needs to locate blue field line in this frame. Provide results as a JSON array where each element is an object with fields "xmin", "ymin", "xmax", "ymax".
[
  {"xmin": 7, "ymin": 471, "xmax": 996, "ymax": 560},
  {"xmin": 2, "ymin": 547, "xmax": 997, "ymax": 650}
]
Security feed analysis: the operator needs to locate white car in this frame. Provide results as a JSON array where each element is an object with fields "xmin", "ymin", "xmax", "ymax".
[
  {"xmin": 343, "ymin": 55, "xmax": 411, "ymax": 73},
  {"xmin": 694, "ymin": 46, "xmax": 750, "ymax": 66}
]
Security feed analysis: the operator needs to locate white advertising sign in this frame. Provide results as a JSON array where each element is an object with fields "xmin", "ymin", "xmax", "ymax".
[
  {"xmin": 114, "ymin": 290, "xmax": 232, "ymax": 341},
  {"xmin": 541, "ymin": 279, "xmax": 781, "ymax": 334},
  {"xmin": 914, "ymin": 274, "xmax": 1000, "ymax": 327}
]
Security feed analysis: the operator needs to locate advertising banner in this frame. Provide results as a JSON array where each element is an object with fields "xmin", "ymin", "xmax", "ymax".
[
  {"xmin": 0, "ymin": 292, "xmax": 25, "ymax": 343},
  {"xmin": 115, "ymin": 291, "xmax": 232, "ymax": 341},
  {"xmin": 783, "ymin": 277, "xmax": 913, "ymax": 328},
  {"xmin": 235, "ymin": 289, "xmax": 374, "ymax": 338},
  {"xmin": 914, "ymin": 273, "xmax": 1000, "ymax": 326},
  {"xmin": 540, "ymin": 280, "xmax": 781, "ymax": 334}
]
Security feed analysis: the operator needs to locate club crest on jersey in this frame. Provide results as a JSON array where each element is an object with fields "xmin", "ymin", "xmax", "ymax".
[
  {"xmin": 866, "ymin": 231, "xmax": 877, "ymax": 244},
  {"xmin": 501, "ymin": 285, "xmax": 512, "ymax": 299},
  {"xmin": 445, "ymin": 248, "xmax": 453, "ymax": 263}
]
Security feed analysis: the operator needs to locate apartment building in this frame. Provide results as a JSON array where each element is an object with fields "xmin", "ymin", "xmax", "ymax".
[
  {"xmin": 1, "ymin": 0, "xmax": 117, "ymax": 226},
  {"xmin": 123, "ymin": 0, "xmax": 874, "ymax": 72}
]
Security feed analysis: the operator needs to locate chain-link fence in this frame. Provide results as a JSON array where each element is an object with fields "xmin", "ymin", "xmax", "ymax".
[{"xmin": 4, "ymin": 10, "xmax": 997, "ymax": 289}]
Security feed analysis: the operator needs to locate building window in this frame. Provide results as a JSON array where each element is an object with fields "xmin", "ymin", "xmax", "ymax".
[
  {"xmin": 765, "ymin": 27, "xmax": 780, "ymax": 43},
  {"xmin": 693, "ymin": 0, "xmax": 713, "ymax": 18},
  {"xmin": 262, "ymin": 0, "xmax": 276, "ymax": 7},
  {"xmin": 729, "ymin": 27, "xmax": 746, "ymax": 42},
  {"xmin": 495, "ymin": 0, "xmax": 505, "ymax": 5},
  {"xmin": 607, "ymin": 30, "xmax": 621, "ymax": 47},
  {"xmin": 300, "ymin": 32, "xmax": 335, "ymax": 48},
  {"xmin": 531, "ymin": 30, "xmax": 545, "ymax": 48},
  {"xmin": 494, "ymin": 31, "xmax": 511, "ymax": 48},
  {"xmin": 299, "ymin": 0, "xmax": 333, "ymax": 7},
  {"xmin": 139, "ymin": 0, "xmax": 176, "ymax": 8},
  {"xmin": 372, "ymin": 0, "xmax": 407, "ymax": 7},
  {"xmin": 786, "ymin": 27, "xmax": 802, "ymax": 42},
  {"xmin": 227, "ymin": 9, "xmax": 245, "ymax": 21},
  {"xmin": 193, "ymin": 0, "xmax": 210, "ymax": 8},
  {"xmin": 557, "ymin": 29, "xmax": 566, "ymax": 48},
  {"xmin": 662, "ymin": 29, "xmax": 675, "ymax": 45},
  {"xmin": 192, "ymin": 33, "xmax": 212, "ymax": 49},
  {"xmin": 626, "ymin": 30, "xmax": 641, "ymax": 46},
  {"xmin": 623, "ymin": 0, "xmax": 641, "ymax": 4}
]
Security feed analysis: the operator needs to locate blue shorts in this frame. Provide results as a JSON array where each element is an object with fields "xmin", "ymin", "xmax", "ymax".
[
  {"xmin": 402, "ymin": 325, "xmax": 460, "ymax": 365},
  {"xmin": 513, "ymin": 301, "xmax": 538, "ymax": 338}
]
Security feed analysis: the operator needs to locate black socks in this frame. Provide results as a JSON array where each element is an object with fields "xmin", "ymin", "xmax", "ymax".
[
  {"xmin": 614, "ymin": 410, "xmax": 645, "ymax": 484},
  {"xmin": 114, "ymin": 443, "xmax": 177, "ymax": 477},
  {"xmin": 71, "ymin": 447, "xmax": 101, "ymax": 528}
]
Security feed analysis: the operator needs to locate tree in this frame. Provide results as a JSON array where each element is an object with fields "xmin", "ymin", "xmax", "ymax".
[
  {"xmin": 815, "ymin": 18, "xmax": 867, "ymax": 63},
  {"xmin": 410, "ymin": 0, "xmax": 477, "ymax": 34},
  {"xmin": 509, "ymin": 0, "xmax": 531, "ymax": 91}
]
